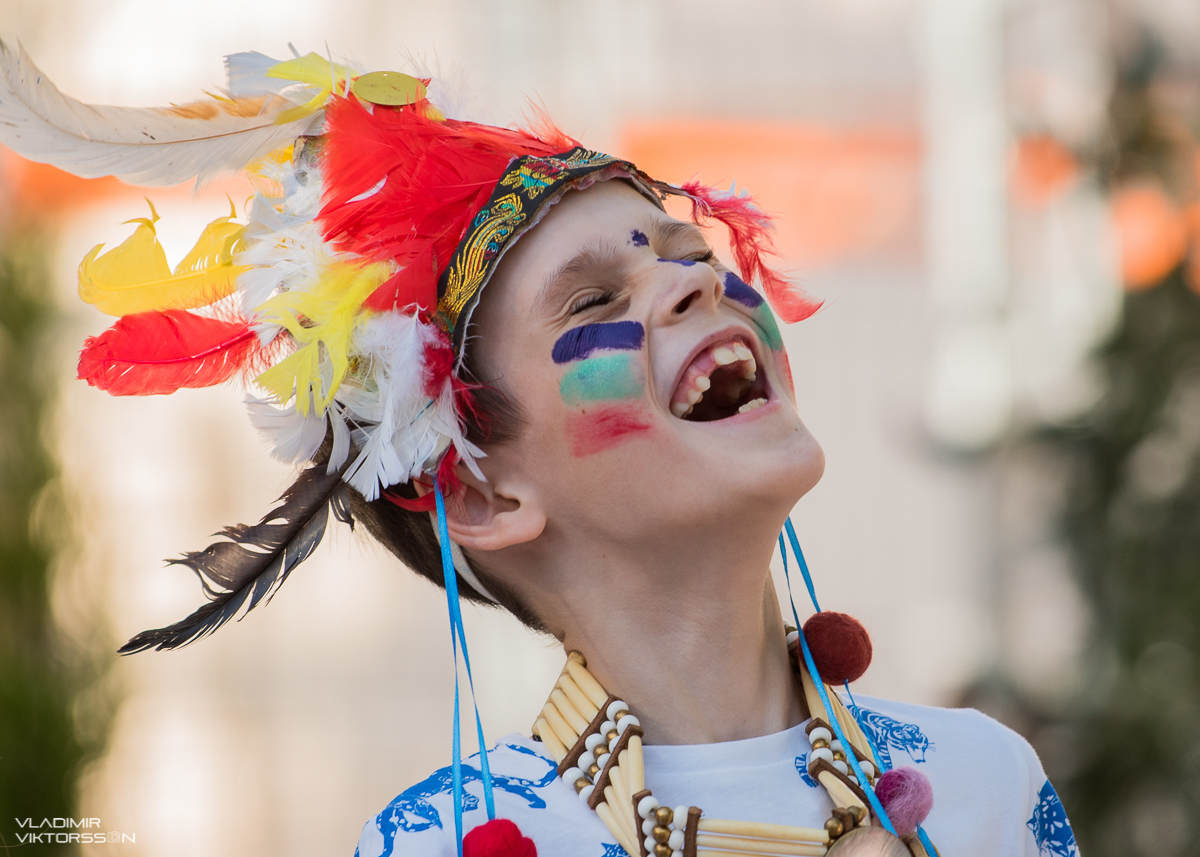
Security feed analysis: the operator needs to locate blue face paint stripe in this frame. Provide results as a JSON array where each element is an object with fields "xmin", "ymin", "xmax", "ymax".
[
  {"xmin": 552, "ymin": 320, "xmax": 645, "ymax": 364},
  {"xmin": 722, "ymin": 271, "xmax": 765, "ymax": 308},
  {"xmin": 630, "ymin": 229, "xmax": 649, "ymax": 246}
]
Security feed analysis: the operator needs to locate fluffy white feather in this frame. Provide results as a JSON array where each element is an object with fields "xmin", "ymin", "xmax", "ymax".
[
  {"xmin": 0, "ymin": 40, "xmax": 320, "ymax": 187},
  {"xmin": 246, "ymin": 395, "xmax": 326, "ymax": 464}
]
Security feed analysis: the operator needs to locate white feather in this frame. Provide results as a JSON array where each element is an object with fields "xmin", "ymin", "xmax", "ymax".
[
  {"xmin": 0, "ymin": 40, "xmax": 320, "ymax": 187},
  {"xmin": 224, "ymin": 51, "xmax": 289, "ymax": 98},
  {"xmin": 246, "ymin": 395, "xmax": 326, "ymax": 464}
]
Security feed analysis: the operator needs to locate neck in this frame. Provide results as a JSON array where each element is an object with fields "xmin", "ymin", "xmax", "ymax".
[{"xmin": 540, "ymin": 537, "xmax": 808, "ymax": 745}]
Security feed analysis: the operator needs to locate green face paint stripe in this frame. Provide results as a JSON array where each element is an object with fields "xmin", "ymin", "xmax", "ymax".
[
  {"xmin": 559, "ymin": 353, "xmax": 645, "ymax": 404},
  {"xmin": 754, "ymin": 306, "xmax": 785, "ymax": 352}
]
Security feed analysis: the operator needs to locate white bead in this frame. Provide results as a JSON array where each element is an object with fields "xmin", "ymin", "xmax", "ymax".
[
  {"xmin": 579, "ymin": 785, "xmax": 594, "ymax": 802},
  {"xmin": 808, "ymin": 727, "xmax": 832, "ymax": 744},
  {"xmin": 861, "ymin": 761, "xmax": 876, "ymax": 779},
  {"xmin": 599, "ymin": 720, "xmax": 617, "ymax": 737},
  {"xmin": 786, "ymin": 630, "xmax": 800, "ymax": 644},
  {"xmin": 810, "ymin": 747, "xmax": 834, "ymax": 764},
  {"xmin": 674, "ymin": 806, "xmax": 688, "ymax": 826},
  {"xmin": 833, "ymin": 760, "xmax": 849, "ymax": 775},
  {"xmin": 607, "ymin": 700, "xmax": 630, "ymax": 720},
  {"xmin": 643, "ymin": 818, "xmax": 656, "ymax": 836},
  {"xmin": 596, "ymin": 753, "xmax": 611, "ymax": 769},
  {"xmin": 578, "ymin": 751, "xmax": 595, "ymax": 771},
  {"xmin": 830, "ymin": 739, "xmax": 843, "ymax": 752},
  {"xmin": 672, "ymin": 852, "xmax": 684, "ymax": 857},
  {"xmin": 644, "ymin": 837, "xmax": 657, "ymax": 853},
  {"xmin": 585, "ymin": 733, "xmax": 606, "ymax": 752},
  {"xmin": 561, "ymin": 767, "xmax": 584, "ymax": 785},
  {"xmin": 617, "ymin": 714, "xmax": 641, "ymax": 733},
  {"xmin": 638, "ymin": 795, "xmax": 660, "ymax": 819},
  {"xmin": 668, "ymin": 829, "xmax": 685, "ymax": 849}
]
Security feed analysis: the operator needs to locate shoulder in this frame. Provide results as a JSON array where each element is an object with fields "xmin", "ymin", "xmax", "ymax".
[
  {"xmin": 354, "ymin": 735, "xmax": 619, "ymax": 857},
  {"xmin": 845, "ymin": 695, "xmax": 1079, "ymax": 856}
]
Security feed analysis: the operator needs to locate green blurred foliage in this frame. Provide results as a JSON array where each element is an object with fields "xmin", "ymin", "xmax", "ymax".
[
  {"xmin": 1029, "ymin": 33, "xmax": 1200, "ymax": 857},
  {"xmin": 0, "ymin": 235, "xmax": 112, "ymax": 853}
]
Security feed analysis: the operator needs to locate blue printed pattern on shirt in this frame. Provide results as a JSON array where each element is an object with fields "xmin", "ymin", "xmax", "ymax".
[
  {"xmin": 601, "ymin": 844, "xmax": 626, "ymax": 856},
  {"xmin": 793, "ymin": 754, "xmax": 818, "ymax": 787},
  {"xmin": 1027, "ymin": 780, "xmax": 1077, "ymax": 857},
  {"xmin": 368, "ymin": 744, "xmax": 557, "ymax": 855},
  {"xmin": 847, "ymin": 704, "xmax": 934, "ymax": 768}
]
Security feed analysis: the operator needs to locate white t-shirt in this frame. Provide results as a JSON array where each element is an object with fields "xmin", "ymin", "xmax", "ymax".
[{"xmin": 353, "ymin": 695, "xmax": 1079, "ymax": 857}]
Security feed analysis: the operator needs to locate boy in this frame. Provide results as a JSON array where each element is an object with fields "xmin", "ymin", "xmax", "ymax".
[{"xmin": 0, "ymin": 41, "xmax": 1076, "ymax": 857}]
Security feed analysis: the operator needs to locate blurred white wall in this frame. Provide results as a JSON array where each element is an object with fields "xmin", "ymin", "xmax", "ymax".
[{"xmin": 0, "ymin": 0, "xmax": 1118, "ymax": 854}]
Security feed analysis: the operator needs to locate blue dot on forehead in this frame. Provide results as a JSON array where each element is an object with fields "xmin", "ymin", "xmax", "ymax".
[
  {"xmin": 722, "ymin": 271, "xmax": 764, "ymax": 308},
  {"xmin": 630, "ymin": 229, "xmax": 649, "ymax": 247}
]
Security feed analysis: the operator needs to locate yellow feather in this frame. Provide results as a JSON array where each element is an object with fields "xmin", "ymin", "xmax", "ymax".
[
  {"xmin": 255, "ymin": 261, "xmax": 392, "ymax": 415},
  {"xmin": 265, "ymin": 53, "xmax": 352, "ymax": 125},
  {"xmin": 78, "ymin": 200, "xmax": 248, "ymax": 316}
]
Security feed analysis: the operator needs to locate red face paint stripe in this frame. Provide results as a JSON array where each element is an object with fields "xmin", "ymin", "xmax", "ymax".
[{"xmin": 567, "ymin": 404, "xmax": 652, "ymax": 457}]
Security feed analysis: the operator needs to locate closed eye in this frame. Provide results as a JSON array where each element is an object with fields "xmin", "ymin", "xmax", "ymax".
[{"xmin": 568, "ymin": 290, "xmax": 616, "ymax": 315}]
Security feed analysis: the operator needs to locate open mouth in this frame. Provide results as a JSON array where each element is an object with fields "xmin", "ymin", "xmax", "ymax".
[{"xmin": 670, "ymin": 336, "xmax": 770, "ymax": 422}]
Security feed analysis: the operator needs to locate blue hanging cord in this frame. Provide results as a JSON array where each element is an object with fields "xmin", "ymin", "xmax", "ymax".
[
  {"xmin": 435, "ymin": 480, "xmax": 497, "ymax": 855},
  {"xmin": 778, "ymin": 519, "xmax": 898, "ymax": 838}
]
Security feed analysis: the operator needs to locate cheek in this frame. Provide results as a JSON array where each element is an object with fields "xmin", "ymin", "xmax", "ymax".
[
  {"xmin": 566, "ymin": 404, "xmax": 653, "ymax": 457},
  {"xmin": 722, "ymin": 271, "xmax": 784, "ymax": 352},
  {"xmin": 559, "ymin": 353, "xmax": 644, "ymax": 404}
]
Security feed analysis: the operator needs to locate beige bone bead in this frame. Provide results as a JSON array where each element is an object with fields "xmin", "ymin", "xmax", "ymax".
[
  {"xmin": 698, "ymin": 819, "xmax": 828, "ymax": 844},
  {"xmin": 696, "ymin": 833, "xmax": 828, "ymax": 856},
  {"xmin": 566, "ymin": 658, "xmax": 611, "ymax": 709}
]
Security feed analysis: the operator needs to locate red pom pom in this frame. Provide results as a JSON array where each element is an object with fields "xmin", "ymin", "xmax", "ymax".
[
  {"xmin": 463, "ymin": 818, "xmax": 537, "ymax": 857},
  {"xmin": 875, "ymin": 767, "xmax": 933, "ymax": 837},
  {"xmin": 800, "ymin": 612, "xmax": 872, "ymax": 684}
]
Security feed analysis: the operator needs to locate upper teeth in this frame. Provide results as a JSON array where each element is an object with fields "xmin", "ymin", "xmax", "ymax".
[{"xmin": 713, "ymin": 346, "xmax": 738, "ymax": 366}]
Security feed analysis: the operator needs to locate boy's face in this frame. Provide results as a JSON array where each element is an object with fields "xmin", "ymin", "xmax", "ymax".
[{"xmin": 470, "ymin": 180, "xmax": 824, "ymax": 563}]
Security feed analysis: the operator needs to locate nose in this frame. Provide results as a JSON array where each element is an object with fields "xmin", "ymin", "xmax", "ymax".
[{"xmin": 658, "ymin": 260, "xmax": 725, "ymax": 323}]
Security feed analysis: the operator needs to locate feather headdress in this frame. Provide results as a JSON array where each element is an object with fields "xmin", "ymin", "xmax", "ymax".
[{"xmin": 0, "ymin": 41, "xmax": 818, "ymax": 649}]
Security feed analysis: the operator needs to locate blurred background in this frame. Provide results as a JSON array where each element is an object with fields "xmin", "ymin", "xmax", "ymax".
[{"xmin": 1, "ymin": 0, "xmax": 1198, "ymax": 854}]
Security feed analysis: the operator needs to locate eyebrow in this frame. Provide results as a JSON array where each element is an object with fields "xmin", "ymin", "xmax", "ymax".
[
  {"xmin": 534, "ymin": 240, "xmax": 626, "ymax": 318},
  {"xmin": 533, "ymin": 218, "xmax": 710, "ymax": 318}
]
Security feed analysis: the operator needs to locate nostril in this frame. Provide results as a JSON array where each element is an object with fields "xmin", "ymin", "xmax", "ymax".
[{"xmin": 673, "ymin": 291, "xmax": 698, "ymax": 314}]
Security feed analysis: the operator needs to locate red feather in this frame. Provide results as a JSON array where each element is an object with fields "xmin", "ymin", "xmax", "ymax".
[
  {"xmin": 319, "ymin": 97, "xmax": 577, "ymax": 311},
  {"xmin": 78, "ymin": 309, "xmax": 260, "ymax": 396},
  {"xmin": 681, "ymin": 180, "xmax": 821, "ymax": 323}
]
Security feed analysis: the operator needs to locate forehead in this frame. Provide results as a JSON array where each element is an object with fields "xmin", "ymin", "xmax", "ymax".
[{"xmin": 485, "ymin": 181, "xmax": 703, "ymax": 308}]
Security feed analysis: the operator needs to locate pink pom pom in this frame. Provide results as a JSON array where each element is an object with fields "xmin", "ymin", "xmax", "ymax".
[
  {"xmin": 463, "ymin": 818, "xmax": 537, "ymax": 857},
  {"xmin": 874, "ymin": 767, "xmax": 933, "ymax": 837}
]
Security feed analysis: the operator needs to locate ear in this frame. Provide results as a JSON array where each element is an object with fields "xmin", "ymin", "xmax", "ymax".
[{"xmin": 414, "ymin": 465, "xmax": 546, "ymax": 552}]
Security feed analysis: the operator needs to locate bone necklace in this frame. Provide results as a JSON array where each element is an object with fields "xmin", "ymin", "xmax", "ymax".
[{"xmin": 531, "ymin": 644, "xmax": 939, "ymax": 857}]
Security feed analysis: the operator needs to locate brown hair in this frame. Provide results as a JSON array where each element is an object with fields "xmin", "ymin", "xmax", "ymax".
[{"xmin": 345, "ymin": 343, "xmax": 549, "ymax": 633}]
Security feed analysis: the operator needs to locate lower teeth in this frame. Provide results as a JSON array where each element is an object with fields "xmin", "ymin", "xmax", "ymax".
[{"xmin": 738, "ymin": 397, "xmax": 767, "ymax": 414}]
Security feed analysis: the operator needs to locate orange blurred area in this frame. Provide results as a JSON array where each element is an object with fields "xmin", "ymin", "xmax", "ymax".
[
  {"xmin": 0, "ymin": 147, "xmax": 256, "ymax": 218},
  {"xmin": 1011, "ymin": 135, "xmax": 1079, "ymax": 208},
  {"xmin": 1110, "ymin": 182, "xmax": 1189, "ymax": 290},
  {"xmin": 620, "ymin": 120, "xmax": 921, "ymax": 271}
]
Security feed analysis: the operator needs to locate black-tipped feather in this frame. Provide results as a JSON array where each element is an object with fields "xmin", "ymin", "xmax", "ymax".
[{"xmin": 119, "ymin": 464, "xmax": 353, "ymax": 654}]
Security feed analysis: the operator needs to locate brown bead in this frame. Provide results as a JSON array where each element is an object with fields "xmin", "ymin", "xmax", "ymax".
[
  {"xmin": 811, "ymin": 738, "xmax": 830, "ymax": 751},
  {"xmin": 847, "ymin": 805, "xmax": 867, "ymax": 826},
  {"xmin": 825, "ymin": 817, "xmax": 844, "ymax": 839},
  {"xmin": 652, "ymin": 825, "xmax": 671, "ymax": 843},
  {"xmin": 654, "ymin": 806, "xmax": 674, "ymax": 826},
  {"xmin": 593, "ymin": 744, "xmax": 609, "ymax": 758},
  {"xmin": 606, "ymin": 729, "xmax": 619, "ymax": 743},
  {"xmin": 588, "ymin": 763, "xmax": 601, "ymax": 777},
  {"xmin": 573, "ymin": 777, "xmax": 589, "ymax": 792},
  {"xmin": 653, "ymin": 844, "xmax": 672, "ymax": 857},
  {"xmin": 833, "ymin": 751, "xmax": 846, "ymax": 762}
]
